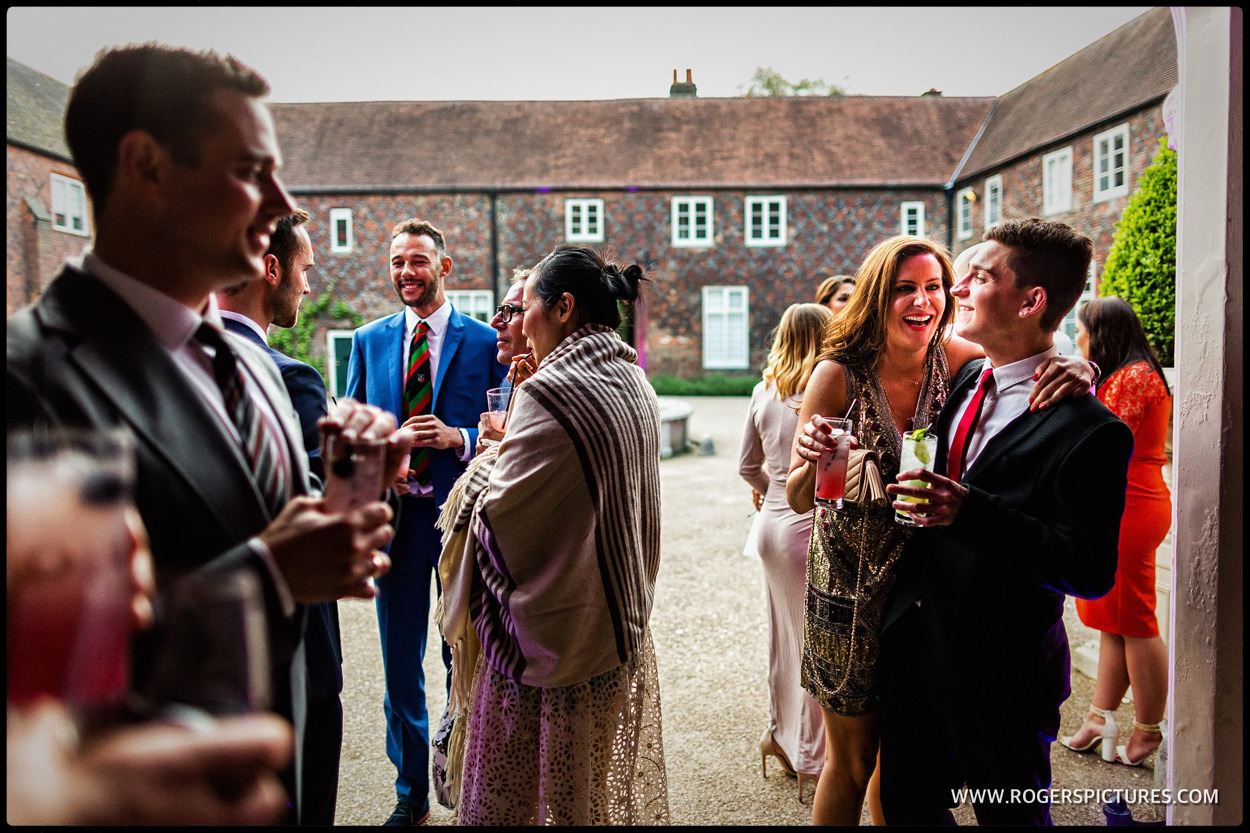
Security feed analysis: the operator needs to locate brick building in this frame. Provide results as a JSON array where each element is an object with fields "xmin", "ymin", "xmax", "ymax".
[
  {"xmin": 6, "ymin": 58, "xmax": 90, "ymax": 318},
  {"xmin": 6, "ymin": 8, "xmax": 1177, "ymax": 389}
]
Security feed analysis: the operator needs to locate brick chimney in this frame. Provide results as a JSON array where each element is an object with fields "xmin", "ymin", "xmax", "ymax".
[{"xmin": 669, "ymin": 68, "xmax": 697, "ymax": 98}]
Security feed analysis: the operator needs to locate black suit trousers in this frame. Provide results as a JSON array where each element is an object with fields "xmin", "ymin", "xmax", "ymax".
[{"xmin": 880, "ymin": 601, "xmax": 1059, "ymax": 826}]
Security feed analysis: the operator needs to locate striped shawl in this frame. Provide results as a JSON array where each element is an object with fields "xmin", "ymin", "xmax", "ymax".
[{"xmin": 469, "ymin": 324, "xmax": 662, "ymax": 688}]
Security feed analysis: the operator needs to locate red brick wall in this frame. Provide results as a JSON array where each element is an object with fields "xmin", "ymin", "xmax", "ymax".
[
  {"xmin": 291, "ymin": 189, "xmax": 954, "ymax": 377},
  {"xmin": 952, "ymin": 103, "xmax": 1168, "ymax": 289},
  {"xmin": 6, "ymin": 145, "xmax": 92, "ymax": 316}
]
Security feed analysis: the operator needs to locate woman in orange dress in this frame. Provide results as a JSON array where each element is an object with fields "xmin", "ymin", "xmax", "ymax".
[{"xmin": 1061, "ymin": 297, "xmax": 1171, "ymax": 767}]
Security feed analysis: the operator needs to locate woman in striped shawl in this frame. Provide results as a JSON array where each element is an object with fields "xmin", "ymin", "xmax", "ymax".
[{"xmin": 455, "ymin": 245, "xmax": 669, "ymax": 825}]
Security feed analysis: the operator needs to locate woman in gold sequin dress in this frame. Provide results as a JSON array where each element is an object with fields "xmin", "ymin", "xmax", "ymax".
[{"xmin": 785, "ymin": 236, "xmax": 1094, "ymax": 825}]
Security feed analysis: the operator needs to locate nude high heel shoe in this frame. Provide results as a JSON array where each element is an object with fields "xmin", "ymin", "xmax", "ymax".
[
  {"xmin": 1059, "ymin": 705, "xmax": 1119, "ymax": 762},
  {"xmin": 759, "ymin": 728, "xmax": 797, "ymax": 778},
  {"xmin": 1115, "ymin": 719, "xmax": 1165, "ymax": 766},
  {"xmin": 760, "ymin": 729, "xmax": 819, "ymax": 803}
]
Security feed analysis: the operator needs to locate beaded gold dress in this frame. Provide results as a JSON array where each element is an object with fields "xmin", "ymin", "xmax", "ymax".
[{"xmin": 801, "ymin": 348, "xmax": 950, "ymax": 715}]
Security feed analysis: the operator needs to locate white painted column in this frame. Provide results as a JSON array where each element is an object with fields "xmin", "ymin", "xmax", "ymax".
[{"xmin": 1168, "ymin": 5, "xmax": 1243, "ymax": 826}]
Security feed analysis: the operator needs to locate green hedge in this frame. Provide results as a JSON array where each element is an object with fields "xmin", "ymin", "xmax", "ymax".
[
  {"xmin": 1098, "ymin": 142, "xmax": 1177, "ymax": 366},
  {"xmin": 648, "ymin": 373, "xmax": 759, "ymax": 396}
]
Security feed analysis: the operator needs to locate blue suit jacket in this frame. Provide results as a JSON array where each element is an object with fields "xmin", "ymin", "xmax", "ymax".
[
  {"xmin": 223, "ymin": 317, "xmax": 342, "ymax": 702},
  {"xmin": 346, "ymin": 303, "xmax": 506, "ymax": 512}
]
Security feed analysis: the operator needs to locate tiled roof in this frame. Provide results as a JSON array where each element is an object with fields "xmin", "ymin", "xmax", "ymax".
[
  {"xmin": 958, "ymin": 7, "xmax": 1177, "ymax": 179},
  {"xmin": 270, "ymin": 95, "xmax": 995, "ymax": 192},
  {"xmin": 6, "ymin": 58, "xmax": 71, "ymax": 160}
]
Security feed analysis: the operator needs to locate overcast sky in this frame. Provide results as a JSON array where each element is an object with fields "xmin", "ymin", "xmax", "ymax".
[{"xmin": 8, "ymin": 6, "xmax": 1155, "ymax": 103}]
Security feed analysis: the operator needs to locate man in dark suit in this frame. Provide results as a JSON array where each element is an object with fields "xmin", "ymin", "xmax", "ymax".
[
  {"xmin": 879, "ymin": 218, "xmax": 1133, "ymax": 825},
  {"xmin": 218, "ymin": 206, "xmax": 344, "ymax": 826},
  {"xmin": 6, "ymin": 44, "xmax": 410, "ymax": 824},
  {"xmin": 346, "ymin": 218, "xmax": 507, "ymax": 825}
]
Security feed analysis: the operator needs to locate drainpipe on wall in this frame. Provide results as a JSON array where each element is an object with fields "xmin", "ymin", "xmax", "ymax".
[
  {"xmin": 944, "ymin": 187, "xmax": 955, "ymax": 252},
  {"xmin": 945, "ymin": 100, "xmax": 997, "ymax": 253},
  {"xmin": 23, "ymin": 197, "xmax": 51, "ymax": 305},
  {"xmin": 489, "ymin": 191, "xmax": 500, "ymax": 302}
]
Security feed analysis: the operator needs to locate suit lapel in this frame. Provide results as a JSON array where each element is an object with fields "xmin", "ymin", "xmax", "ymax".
[
  {"xmin": 936, "ymin": 359, "xmax": 984, "ymax": 474},
  {"xmin": 385, "ymin": 313, "xmax": 406, "ymax": 418},
  {"xmin": 44, "ymin": 270, "xmax": 269, "ymax": 534},
  {"xmin": 434, "ymin": 305, "xmax": 465, "ymax": 410},
  {"xmin": 222, "ymin": 317, "xmax": 266, "ymax": 349},
  {"xmin": 963, "ymin": 404, "xmax": 1061, "ymax": 483}
]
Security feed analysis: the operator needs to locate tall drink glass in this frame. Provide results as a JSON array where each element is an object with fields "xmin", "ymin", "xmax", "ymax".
[
  {"xmin": 6, "ymin": 428, "xmax": 138, "ymax": 712},
  {"xmin": 486, "ymin": 387, "xmax": 511, "ymax": 432},
  {"xmin": 813, "ymin": 417, "xmax": 853, "ymax": 509},
  {"xmin": 896, "ymin": 430, "xmax": 939, "ymax": 525}
]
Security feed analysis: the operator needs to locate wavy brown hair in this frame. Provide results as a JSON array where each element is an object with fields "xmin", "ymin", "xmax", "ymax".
[{"xmin": 819, "ymin": 235, "xmax": 955, "ymax": 371}]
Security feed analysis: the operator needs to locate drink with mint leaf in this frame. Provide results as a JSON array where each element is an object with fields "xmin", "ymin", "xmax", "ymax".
[{"xmin": 896, "ymin": 427, "xmax": 939, "ymax": 525}]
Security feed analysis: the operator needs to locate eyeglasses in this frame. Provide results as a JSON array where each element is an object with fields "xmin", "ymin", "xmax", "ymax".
[{"xmin": 494, "ymin": 303, "xmax": 524, "ymax": 324}]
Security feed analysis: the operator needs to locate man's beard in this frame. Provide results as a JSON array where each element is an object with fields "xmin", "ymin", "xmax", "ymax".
[{"xmin": 403, "ymin": 281, "xmax": 438, "ymax": 309}]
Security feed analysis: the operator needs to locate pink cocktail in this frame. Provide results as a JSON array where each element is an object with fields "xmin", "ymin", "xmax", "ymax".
[
  {"xmin": 813, "ymin": 418, "xmax": 853, "ymax": 505},
  {"xmin": 7, "ymin": 478, "xmax": 134, "ymax": 709},
  {"xmin": 486, "ymin": 387, "xmax": 511, "ymax": 433}
]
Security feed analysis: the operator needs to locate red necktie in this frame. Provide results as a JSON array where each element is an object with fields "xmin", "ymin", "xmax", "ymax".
[
  {"xmin": 403, "ymin": 321, "xmax": 432, "ymax": 489},
  {"xmin": 947, "ymin": 366, "xmax": 994, "ymax": 481}
]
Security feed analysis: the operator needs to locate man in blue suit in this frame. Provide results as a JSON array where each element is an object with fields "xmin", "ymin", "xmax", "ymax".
[
  {"xmin": 347, "ymin": 218, "xmax": 507, "ymax": 825},
  {"xmin": 218, "ymin": 206, "xmax": 343, "ymax": 826}
]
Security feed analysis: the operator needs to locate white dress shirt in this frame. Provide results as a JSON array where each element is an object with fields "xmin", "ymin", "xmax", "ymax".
[{"xmin": 947, "ymin": 346, "xmax": 1060, "ymax": 476}]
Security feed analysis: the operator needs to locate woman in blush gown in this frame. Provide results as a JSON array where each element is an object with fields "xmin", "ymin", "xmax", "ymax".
[{"xmin": 739, "ymin": 302, "xmax": 832, "ymax": 803}]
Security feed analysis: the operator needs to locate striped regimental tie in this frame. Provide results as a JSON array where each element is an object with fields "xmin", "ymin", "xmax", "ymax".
[
  {"xmin": 403, "ymin": 321, "xmax": 433, "ymax": 489},
  {"xmin": 195, "ymin": 323, "xmax": 288, "ymax": 518}
]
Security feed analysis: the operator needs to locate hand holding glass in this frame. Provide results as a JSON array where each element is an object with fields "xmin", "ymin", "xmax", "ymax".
[
  {"xmin": 813, "ymin": 417, "xmax": 854, "ymax": 508},
  {"xmin": 896, "ymin": 431, "xmax": 939, "ymax": 525}
]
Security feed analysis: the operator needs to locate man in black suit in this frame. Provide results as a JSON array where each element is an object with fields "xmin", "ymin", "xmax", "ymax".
[
  {"xmin": 880, "ymin": 218, "xmax": 1133, "ymax": 825},
  {"xmin": 6, "ymin": 44, "xmax": 410, "ymax": 823},
  {"xmin": 218, "ymin": 207, "xmax": 344, "ymax": 826}
]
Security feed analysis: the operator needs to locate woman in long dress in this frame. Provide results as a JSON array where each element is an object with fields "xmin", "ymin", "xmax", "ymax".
[{"xmin": 739, "ymin": 303, "xmax": 832, "ymax": 802}]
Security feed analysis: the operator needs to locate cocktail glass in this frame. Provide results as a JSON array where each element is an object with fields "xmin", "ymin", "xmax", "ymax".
[
  {"xmin": 6, "ymin": 428, "xmax": 137, "ymax": 711},
  {"xmin": 896, "ymin": 431, "xmax": 939, "ymax": 525},
  {"xmin": 813, "ymin": 417, "xmax": 853, "ymax": 508},
  {"xmin": 486, "ymin": 387, "xmax": 511, "ymax": 432}
]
